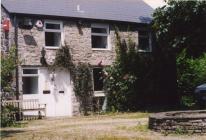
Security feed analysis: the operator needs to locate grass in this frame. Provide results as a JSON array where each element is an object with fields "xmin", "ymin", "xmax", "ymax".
[
  {"xmin": 117, "ymin": 124, "xmax": 149, "ymax": 132},
  {"xmin": 97, "ymin": 135, "xmax": 150, "ymax": 140},
  {"xmin": 99, "ymin": 112, "xmax": 149, "ymax": 119},
  {"xmin": 1, "ymin": 113, "xmax": 206, "ymax": 140}
]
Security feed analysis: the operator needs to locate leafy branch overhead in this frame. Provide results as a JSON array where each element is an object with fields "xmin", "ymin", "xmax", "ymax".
[
  {"xmin": 153, "ymin": 0, "xmax": 206, "ymax": 107},
  {"xmin": 153, "ymin": 0, "xmax": 206, "ymax": 56}
]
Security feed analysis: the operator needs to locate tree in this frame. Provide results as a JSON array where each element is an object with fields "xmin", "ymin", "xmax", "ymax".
[
  {"xmin": 153, "ymin": 0, "xmax": 206, "ymax": 56},
  {"xmin": 104, "ymin": 31, "xmax": 155, "ymax": 111},
  {"xmin": 152, "ymin": 0, "xmax": 206, "ymax": 105}
]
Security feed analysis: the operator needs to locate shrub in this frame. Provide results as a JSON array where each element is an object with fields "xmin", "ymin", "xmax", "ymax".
[
  {"xmin": 1, "ymin": 47, "xmax": 17, "ymax": 97},
  {"xmin": 177, "ymin": 49, "xmax": 206, "ymax": 95},
  {"xmin": 1, "ymin": 105, "xmax": 18, "ymax": 127},
  {"xmin": 73, "ymin": 63, "xmax": 93, "ymax": 115},
  {"xmin": 104, "ymin": 31, "xmax": 154, "ymax": 111},
  {"xmin": 180, "ymin": 96, "xmax": 196, "ymax": 108}
]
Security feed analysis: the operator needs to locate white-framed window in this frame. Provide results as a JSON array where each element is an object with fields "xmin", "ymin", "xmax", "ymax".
[
  {"xmin": 44, "ymin": 20, "xmax": 63, "ymax": 49},
  {"xmin": 22, "ymin": 68, "xmax": 39, "ymax": 94},
  {"xmin": 93, "ymin": 67, "xmax": 104, "ymax": 91},
  {"xmin": 91, "ymin": 23, "xmax": 110, "ymax": 50},
  {"xmin": 138, "ymin": 30, "xmax": 152, "ymax": 52}
]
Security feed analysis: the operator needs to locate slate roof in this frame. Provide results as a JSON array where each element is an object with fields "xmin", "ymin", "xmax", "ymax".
[{"xmin": 2, "ymin": 0, "xmax": 154, "ymax": 23}]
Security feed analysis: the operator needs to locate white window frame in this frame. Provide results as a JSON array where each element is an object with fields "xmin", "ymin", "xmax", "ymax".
[
  {"xmin": 91, "ymin": 23, "xmax": 110, "ymax": 51},
  {"xmin": 22, "ymin": 68, "xmax": 39, "ymax": 94},
  {"xmin": 138, "ymin": 31, "xmax": 152, "ymax": 52},
  {"xmin": 44, "ymin": 20, "xmax": 63, "ymax": 49}
]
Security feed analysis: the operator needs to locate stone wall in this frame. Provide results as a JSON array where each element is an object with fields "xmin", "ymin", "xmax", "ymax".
[
  {"xmin": 16, "ymin": 19, "xmax": 140, "ymax": 116},
  {"xmin": 149, "ymin": 110, "xmax": 206, "ymax": 133},
  {"xmin": 1, "ymin": 7, "xmax": 15, "ymax": 53},
  {"xmin": 17, "ymin": 20, "xmax": 139, "ymax": 66}
]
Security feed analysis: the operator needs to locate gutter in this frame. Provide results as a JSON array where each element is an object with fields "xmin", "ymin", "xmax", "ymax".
[{"xmin": 14, "ymin": 14, "xmax": 19, "ymax": 100}]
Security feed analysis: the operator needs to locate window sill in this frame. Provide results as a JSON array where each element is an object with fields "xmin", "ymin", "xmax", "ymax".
[
  {"xmin": 23, "ymin": 93, "xmax": 38, "ymax": 95},
  {"xmin": 92, "ymin": 48, "xmax": 111, "ymax": 51},
  {"xmin": 138, "ymin": 49, "xmax": 152, "ymax": 53},
  {"xmin": 45, "ymin": 46, "xmax": 60, "ymax": 50},
  {"xmin": 94, "ymin": 91, "xmax": 105, "ymax": 97}
]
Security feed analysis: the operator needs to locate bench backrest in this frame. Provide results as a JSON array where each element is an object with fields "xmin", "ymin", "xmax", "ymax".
[{"xmin": 2, "ymin": 99, "xmax": 40, "ymax": 109}]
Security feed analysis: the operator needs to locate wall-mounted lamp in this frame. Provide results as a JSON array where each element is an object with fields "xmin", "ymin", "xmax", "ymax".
[{"xmin": 50, "ymin": 71, "xmax": 56, "ymax": 82}]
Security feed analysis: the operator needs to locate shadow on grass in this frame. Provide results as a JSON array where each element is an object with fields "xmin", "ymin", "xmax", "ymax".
[
  {"xmin": 0, "ymin": 130, "xmax": 25, "ymax": 138},
  {"xmin": 137, "ymin": 104, "xmax": 205, "ymax": 113}
]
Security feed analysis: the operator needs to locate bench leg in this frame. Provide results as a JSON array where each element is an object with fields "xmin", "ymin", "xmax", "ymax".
[
  {"xmin": 44, "ymin": 109, "xmax": 46, "ymax": 118},
  {"xmin": 38, "ymin": 111, "xmax": 42, "ymax": 119}
]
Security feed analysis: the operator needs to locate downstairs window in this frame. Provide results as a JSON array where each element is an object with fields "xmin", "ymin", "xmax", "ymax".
[
  {"xmin": 138, "ymin": 30, "xmax": 152, "ymax": 52},
  {"xmin": 22, "ymin": 68, "xmax": 38, "ymax": 94},
  {"xmin": 93, "ymin": 68, "xmax": 104, "ymax": 91}
]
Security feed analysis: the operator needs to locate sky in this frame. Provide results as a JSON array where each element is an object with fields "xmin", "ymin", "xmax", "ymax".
[{"xmin": 143, "ymin": 0, "xmax": 166, "ymax": 9}]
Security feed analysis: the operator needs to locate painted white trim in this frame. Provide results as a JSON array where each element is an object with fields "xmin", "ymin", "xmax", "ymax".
[
  {"xmin": 92, "ymin": 48, "xmax": 111, "ymax": 51},
  {"xmin": 22, "ymin": 68, "xmax": 39, "ymax": 95},
  {"xmin": 94, "ymin": 91, "xmax": 105, "ymax": 97},
  {"xmin": 44, "ymin": 46, "xmax": 60, "ymax": 50},
  {"xmin": 44, "ymin": 20, "xmax": 64, "ymax": 48},
  {"xmin": 91, "ymin": 23, "xmax": 111, "ymax": 50},
  {"xmin": 22, "ymin": 68, "xmax": 39, "ymax": 76}
]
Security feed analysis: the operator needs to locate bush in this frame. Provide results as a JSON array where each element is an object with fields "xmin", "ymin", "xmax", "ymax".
[
  {"xmin": 1, "ymin": 47, "xmax": 17, "ymax": 97},
  {"xmin": 73, "ymin": 63, "xmax": 93, "ymax": 115},
  {"xmin": 177, "ymin": 49, "xmax": 206, "ymax": 95},
  {"xmin": 104, "ymin": 31, "xmax": 154, "ymax": 111},
  {"xmin": 1, "ymin": 105, "xmax": 18, "ymax": 127},
  {"xmin": 180, "ymin": 96, "xmax": 196, "ymax": 108}
]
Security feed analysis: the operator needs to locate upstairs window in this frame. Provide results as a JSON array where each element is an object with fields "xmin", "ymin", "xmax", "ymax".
[
  {"xmin": 91, "ymin": 24, "xmax": 109, "ymax": 49},
  {"xmin": 93, "ymin": 68, "xmax": 104, "ymax": 91},
  {"xmin": 22, "ymin": 68, "xmax": 38, "ymax": 94},
  {"xmin": 138, "ymin": 31, "xmax": 152, "ymax": 52},
  {"xmin": 44, "ymin": 21, "xmax": 63, "ymax": 48}
]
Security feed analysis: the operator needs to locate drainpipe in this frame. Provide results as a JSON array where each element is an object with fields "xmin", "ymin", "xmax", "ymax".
[
  {"xmin": 14, "ymin": 15, "xmax": 19, "ymax": 100},
  {"xmin": 14, "ymin": 14, "xmax": 21, "ymax": 120}
]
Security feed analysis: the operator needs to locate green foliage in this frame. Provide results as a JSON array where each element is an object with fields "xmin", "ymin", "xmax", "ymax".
[
  {"xmin": 177, "ymin": 49, "xmax": 206, "ymax": 95},
  {"xmin": 152, "ymin": 1, "xmax": 206, "ymax": 107},
  {"xmin": 1, "ymin": 105, "xmax": 18, "ymax": 127},
  {"xmin": 104, "ymin": 31, "xmax": 154, "ymax": 111},
  {"xmin": 40, "ymin": 45, "xmax": 93, "ymax": 115},
  {"xmin": 54, "ymin": 45, "xmax": 73, "ymax": 69},
  {"xmin": 180, "ymin": 96, "xmax": 196, "ymax": 108},
  {"xmin": 73, "ymin": 63, "xmax": 93, "ymax": 115},
  {"xmin": 153, "ymin": 0, "xmax": 206, "ymax": 56},
  {"xmin": 40, "ymin": 44, "xmax": 74, "ymax": 70},
  {"xmin": 1, "ymin": 47, "xmax": 17, "ymax": 93}
]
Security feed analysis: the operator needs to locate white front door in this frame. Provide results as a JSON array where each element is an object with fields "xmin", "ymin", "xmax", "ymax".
[{"xmin": 22, "ymin": 67, "xmax": 72, "ymax": 117}]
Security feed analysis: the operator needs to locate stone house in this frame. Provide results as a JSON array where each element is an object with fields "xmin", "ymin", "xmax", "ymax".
[{"xmin": 1, "ymin": 0, "xmax": 154, "ymax": 117}]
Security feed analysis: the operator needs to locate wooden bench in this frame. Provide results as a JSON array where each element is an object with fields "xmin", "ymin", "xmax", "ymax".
[{"xmin": 2, "ymin": 99, "xmax": 46, "ymax": 120}]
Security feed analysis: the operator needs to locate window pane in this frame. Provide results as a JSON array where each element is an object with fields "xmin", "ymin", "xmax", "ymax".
[
  {"xmin": 92, "ymin": 35, "xmax": 107, "ymax": 48},
  {"xmin": 92, "ymin": 28, "xmax": 107, "ymax": 34},
  {"xmin": 139, "ymin": 37, "xmax": 149, "ymax": 51},
  {"xmin": 93, "ymin": 68, "xmax": 103, "ymax": 91},
  {"xmin": 45, "ymin": 32, "xmax": 61, "ymax": 46},
  {"xmin": 46, "ymin": 23, "xmax": 60, "ymax": 30},
  {"xmin": 23, "ymin": 77, "xmax": 38, "ymax": 94},
  {"xmin": 23, "ymin": 69, "xmax": 38, "ymax": 74}
]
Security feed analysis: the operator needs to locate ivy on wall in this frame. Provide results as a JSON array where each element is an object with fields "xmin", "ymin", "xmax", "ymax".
[
  {"xmin": 73, "ymin": 63, "xmax": 93, "ymax": 115},
  {"xmin": 40, "ymin": 45, "xmax": 93, "ymax": 115}
]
